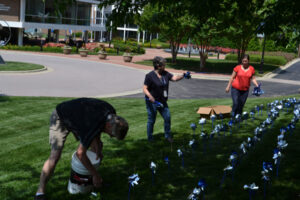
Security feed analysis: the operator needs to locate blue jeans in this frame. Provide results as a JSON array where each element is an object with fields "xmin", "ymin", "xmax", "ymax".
[
  {"xmin": 146, "ymin": 100, "xmax": 171, "ymax": 140},
  {"xmin": 231, "ymin": 87, "xmax": 249, "ymax": 117}
]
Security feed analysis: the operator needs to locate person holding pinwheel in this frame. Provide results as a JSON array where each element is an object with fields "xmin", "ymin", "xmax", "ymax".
[
  {"xmin": 143, "ymin": 56, "xmax": 190, "ymax": 142},
  {"xmin": 225, "ymin": 54, "xmax": 260, "ymax": 117}
]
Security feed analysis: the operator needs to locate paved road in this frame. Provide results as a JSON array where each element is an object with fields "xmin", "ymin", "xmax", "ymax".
[
  {"xmin": 273, "ymin": 60, "xmax": 300, "ymax": 81},
  {"xmin": 0, "ymin": 51, "xmax": 145, "ymax": 97},
  {"xmin": 123, "ymin": 78, "xmax": 300, "ymax": 99},
  {"xmin": 0, "ymin": 50, "xmax": 299, "ymax": 99}
]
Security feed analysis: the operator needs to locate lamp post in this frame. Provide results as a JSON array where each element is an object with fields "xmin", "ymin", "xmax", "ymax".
[{"xmin": 259, "ymin": 33, "xmax": 266, "ymax": 74}]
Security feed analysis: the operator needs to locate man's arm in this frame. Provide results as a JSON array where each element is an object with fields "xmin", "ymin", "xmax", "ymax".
[
  {"xmin": 76, "ymin": 144, "xmax": 102, "ymax": 187},
  {"xmin": 90, "ymin": 135, "xmax": 103, "ymax": 160}
]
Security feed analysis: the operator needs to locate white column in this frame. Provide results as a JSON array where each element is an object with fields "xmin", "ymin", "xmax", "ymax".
[
  {"xmin": 100, "ymin": 7, "xmax": 104, "ymax": 42},
  {"xmin": 91, "ymin": 31, "xmax": 93, "ymax": 42},
  {"xmin": 123, "ymin": 24, "xmax": 126, "ymax": 41},
  {"xmin": 142, "ymin": 31, "xmax": 145, "ymax": 44},
  {"xmin": 137, "ymin": 31, "xmax": 140, "ymax": 43},
  {"xmin": 109, "ymin": 21, "xmax": 112, "ymax": 41},
  {"xmin": 18, "ymin": 28, "xmax": 23, "ymax": 46},
  {"xmin": 156, "ymin": 33, "xmax": 159, "ymax": 39},
  {"xmin": 20, "ymin": 0, "xmax": 26, "ymax": 22}
]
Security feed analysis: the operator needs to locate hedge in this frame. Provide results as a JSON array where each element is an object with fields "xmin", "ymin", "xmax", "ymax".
[{"xmin": 225, "ymin": 54, "xmax": 287, "ymax": 66}]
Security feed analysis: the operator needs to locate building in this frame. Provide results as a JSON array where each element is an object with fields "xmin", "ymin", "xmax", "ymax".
[{"xmin": 0, "ymin": 0, "xmax": 155, "ymax": 46}]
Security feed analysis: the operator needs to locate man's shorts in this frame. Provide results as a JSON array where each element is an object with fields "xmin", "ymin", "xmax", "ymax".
[{"xmin": 49, "ymin": 109, "xmax": 69, "ymax": 150}]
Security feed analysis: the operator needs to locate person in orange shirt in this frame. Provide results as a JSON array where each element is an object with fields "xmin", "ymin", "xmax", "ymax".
[{"xmin": 225, "ymin": 54, "xmax": 259, "ymax": 117}]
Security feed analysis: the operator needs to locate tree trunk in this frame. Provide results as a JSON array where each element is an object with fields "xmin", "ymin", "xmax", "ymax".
[
  {"xmin": 199, "ymin": 52, "xmax": 207, "ymax": 70},
  {"xmin": 170, "ymin": 42, "xmax": 178, "ymax": 63}
]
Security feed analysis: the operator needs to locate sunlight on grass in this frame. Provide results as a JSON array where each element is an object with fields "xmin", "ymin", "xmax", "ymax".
[{"xmin": 0, "ymin": 96, "xmax": 299, "ymax": 200}]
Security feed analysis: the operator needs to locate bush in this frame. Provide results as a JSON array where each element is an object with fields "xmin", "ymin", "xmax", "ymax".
[
  {"xmin": 0, "ymin": 44, "xmax": 76, "ymax": 53},
  {"xmin": 112, "ymin": 41, "xmax": 145, "ymax": 54},
  {"xmin": 247, "ymin": 37, "xmax": 261, "ymax": 51},
  {"xmin": 225, "ymin": 53, "xmax": 287, "ymax": 66}
]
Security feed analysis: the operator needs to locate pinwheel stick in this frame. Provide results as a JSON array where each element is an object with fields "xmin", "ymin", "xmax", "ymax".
[
  {"xmin": 151, "ymin": 169, "xmax": 155, "ymax": 186},
  {"xmin": 128, "ymin": 184, "xmax": 131, "ymax": 200},
  {"xmin": 220, "ymin": 171, "xmax": 227, "ymax": 188}
]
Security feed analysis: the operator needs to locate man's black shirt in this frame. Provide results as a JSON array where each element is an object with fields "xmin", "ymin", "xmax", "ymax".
[{"xmin": 56, "ymin": 98, "xmax": 116, "ymax": 148}]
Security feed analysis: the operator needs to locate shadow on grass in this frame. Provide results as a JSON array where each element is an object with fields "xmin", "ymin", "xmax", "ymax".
[
  {"xmin": 45, "ymin": 116, "xmax": 300, "ymax": 200},
  {"xmin": 0, "ymin": 94, "xmax": 10, "ymax": 102}
]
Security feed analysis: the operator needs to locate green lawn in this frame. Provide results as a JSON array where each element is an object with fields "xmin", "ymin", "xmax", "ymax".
[
  {"xmin": 0, "ymin": 62, "xmax": 45, "ymax": 71},
  {"xmin": 135, "ymin": 57, "xmax": 280, "ymax": 76},
  {"xmin": 0, "ymin": 96, "xmax": 299, "ymax": 200}
]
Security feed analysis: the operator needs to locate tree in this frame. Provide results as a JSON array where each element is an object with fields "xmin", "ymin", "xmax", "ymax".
[
  {"xmin": 221, "ymin": 0, "xmax": 265, "ymax": 63},
  {"xmin": 192, "ymin": 17, "xmax": 220, "ymax": 70},
  {"xmin": 137, "ymin": 2, "xmax": 195, "ymax": 63}
]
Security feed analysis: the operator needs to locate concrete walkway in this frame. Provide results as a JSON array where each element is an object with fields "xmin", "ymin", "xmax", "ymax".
[{"xmin": 0, "ymin": 48, "xmax": 299, "ymax": 98}]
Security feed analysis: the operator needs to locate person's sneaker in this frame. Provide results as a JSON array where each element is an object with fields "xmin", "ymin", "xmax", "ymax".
[{"xmin": 34, "ymin": 194, "xmax": 46, "ymax": 200}]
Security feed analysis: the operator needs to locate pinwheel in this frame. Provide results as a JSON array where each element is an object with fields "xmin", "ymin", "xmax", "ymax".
[
  {"xmin": 228, "ymin": 119, "xmax": 233, "ymax": 135},
  {"xmin": 273, "ymin": 148, "xmax": 282, "ymax": 177},
  {"xmin": 277, "ymin": 140, "xmax": 288, "ymax": 149},
  {"xmin": 210, "ymin": 114, "xmax": 216, "ymax": 129},
  {"xmin": 183, "ymin": 71, "xmax": 192, "ymax": 79},
  {"xmin": 164, "ymin": 156, "xmax": 170, "ymax": 175},
  {"xmin": 128, "ymin": 173, "xmax": 140, "ymax": 200},
  {"xmin": 199, "ymin": 118, "xmax": 206, "ymax": 132},
  {"xmin": 244, "ymin": 183, "xmax": 259, "ymax": 200},
  {"xmin": 235, "ymin": 114, "xmax": 241, "ymax": 128},
  {"xmin": 190, "ymin": 123, "xmax": 197, "ymax": 138},
  {"xmin": 188, "ymin": 187, "xmax": 201, "ymax": 200},
  {"xmin": 285, "ymin": 102, "xmax": 291, "ymax": 113},
  {"xmin": 260, "ymin": 104, "xmax": 264, "ymax": 116},
  {"xmin": 145, "ymin": 97, "xmax": 163, "ymax": 108},
  {"xmin": 150, "ymin": 162, "xmax": 156, "ymax": 185},
  {"xmin": 240, "ymin": 142, "xmax": 247, "ymax": 154},
  {"xmin": 242, "ymin": 112, "xmax": 249, "ymax": 125},
  {"xmin": 177, "ymin": 149, "xmax": 184, "ymax": 168},
  {"xmin": 252, "ymin": 83, "xmax": 264, "ymax": 96},
  {"xmin": 188, "ymin": 179, "xmax": 206, "ymax": 200},
  {"xmin": 261, "ymin": 162, "xmax": 273, "ymax": 199}
]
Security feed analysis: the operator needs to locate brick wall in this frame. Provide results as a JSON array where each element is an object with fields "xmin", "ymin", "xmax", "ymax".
[{"xmin": 0, "ymin": 0, "xmax": 20, "ymax": 22}]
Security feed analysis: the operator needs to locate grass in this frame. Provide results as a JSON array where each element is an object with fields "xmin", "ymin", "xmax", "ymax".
[
  {"xmin": 0, "ymin": 95, "xmax": 299, "ymax": 200},
  {"xmin": 0, "ymin": 62, "xmax": 45, "ymax": 71},
  {"xmin": 135, "ymin": 57, "xmax": 280, "ymax": 76}
]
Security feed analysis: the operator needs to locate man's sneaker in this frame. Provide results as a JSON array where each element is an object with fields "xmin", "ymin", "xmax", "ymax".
[{"xmin": 34, "ymin": 194, "xmax": 46, "ymax": 200}]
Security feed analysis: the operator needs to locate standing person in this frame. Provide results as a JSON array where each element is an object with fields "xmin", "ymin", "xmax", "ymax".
[
  {"xmin": 34, "ymin": 98, "xmax": 129, "ymax": 200},
  {"xmin": 143, "ymin": 56, "xmax": 186, "ymax": 142},
  {"xmin": 225, "ymin": 54, "xmax": 259, "ymax": 117}
]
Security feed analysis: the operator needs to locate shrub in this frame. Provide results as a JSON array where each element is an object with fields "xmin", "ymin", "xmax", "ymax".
[{"xmin": 225, "ymin": 53, "xmax": 287, "ymax": 66}]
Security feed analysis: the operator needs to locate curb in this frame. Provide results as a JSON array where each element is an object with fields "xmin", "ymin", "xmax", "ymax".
[
  {"xmin": 0, "ymin": 66, "xmax": 48, "ymax": 74},
  {"xmin": 261, "ymin": 58, "xmax": 300, "ymax": 79}
]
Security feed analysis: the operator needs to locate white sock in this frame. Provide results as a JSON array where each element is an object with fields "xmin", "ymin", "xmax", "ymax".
[{"xmin": 36, "ymin": 193, "xmax": 44, "ymax": 196}]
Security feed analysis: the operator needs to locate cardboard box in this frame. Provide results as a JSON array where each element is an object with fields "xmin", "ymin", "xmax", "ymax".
[{"xmin": 197, "ymin": 105, "xmax": 232, "ymax": 118}]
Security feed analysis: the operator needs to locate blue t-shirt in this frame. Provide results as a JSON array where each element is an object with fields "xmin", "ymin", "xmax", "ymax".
[
  {"xmin": 56, "ymin": 98, "xmax": 116, "ymax": 148},
  {"xmin": 144, "ymin": 70, "xmax": 173, "ymax": 104}
]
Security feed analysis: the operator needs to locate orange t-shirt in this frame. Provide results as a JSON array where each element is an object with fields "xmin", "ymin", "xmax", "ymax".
[{"xmin": 232, "ymin": 65, "xmax": 255, "ymax": 91}]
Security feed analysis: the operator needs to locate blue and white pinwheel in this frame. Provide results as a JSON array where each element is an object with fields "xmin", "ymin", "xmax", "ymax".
[
  {"xmin": 277, "ymin": 140, "xmax": 288, "ymax": 149},
  {"xmin": 199, "ymin": 118, "xmax": 206, "ymax": 125},
  {"xmin": 272, "ymin": 148, "xmax": 281, "ymax": 165},
  {"xmin": 188, "ymin": 187, "xmax": 201, "ymax": 200},
  {"xmin": 240, "ymin": 142, "xmax": 247, "ymax": 154},
  {"xmin": 128, "ymin": 174, "xmax": 140, "ymax": 187},
  {"xmin": 244, "ymin": 183, "xmax": 259, "ymax": 190},
  {"xmin": 252, "ymin": 83, "xmax": 264, "ymax": 96},
  {"xmin": 190, "ymin": 123, "xmax": 197, "ymax": 130},
  {"xmin": 177, "ymin": 149, "xmax": 183, "ymax": 157},
  {"xmin": 189, "ymin": 139, "xmax": 195, "ymax": 147},
  {"xmin": 150, "ymin": 161, "xmax": 157, "ymax": 174}
]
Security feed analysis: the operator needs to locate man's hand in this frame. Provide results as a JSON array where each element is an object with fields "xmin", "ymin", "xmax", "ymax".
[
  {"xmin": 148, "ymin": 96, "xmax": 155, "ymax": 103},
  {"xmin": 93, "ymin": 174, "xmax": 103, "ymax": 188}
]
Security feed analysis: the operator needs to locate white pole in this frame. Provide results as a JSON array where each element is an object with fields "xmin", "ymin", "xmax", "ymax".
[
  {"xmin": 18, "ymin": 28, "xmax": 23, "ymax": 46},
  {"xmin": 123, "ymin": 24, "xmax": 126, "ymax": 41},
  {"xmin": 142, "ymin": 31, "xmax": 145, "ymax": 44}
]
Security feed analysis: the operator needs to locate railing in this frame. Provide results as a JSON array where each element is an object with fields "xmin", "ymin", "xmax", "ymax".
[{"xmin": 25, "ymin": 14, "xmax": 91, "ymax": 26}]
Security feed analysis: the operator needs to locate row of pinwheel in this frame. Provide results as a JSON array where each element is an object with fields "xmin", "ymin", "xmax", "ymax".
[
  {"xmin": 127, "ymin": 98, "xmax": 298, "ymax": 200},
  {"xmin": 244, "ymin": 100, "xmax": 299, "ymax": 200}
]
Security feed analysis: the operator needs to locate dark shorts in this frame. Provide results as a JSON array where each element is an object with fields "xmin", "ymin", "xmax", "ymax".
[{"xmin": 49, "ymin": 109, "xmax": 69, "ymax": 150}]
